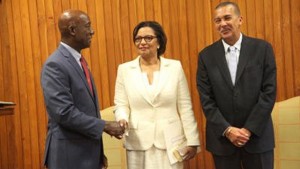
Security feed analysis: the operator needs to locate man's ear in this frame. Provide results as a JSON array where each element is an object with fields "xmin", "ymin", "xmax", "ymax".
[
  {"xmin": 238, "ymin": 16, "xmax": 243, "ymax": 25},
  {"xmin": 68, "ymin": 22, "xmax": 76, "ymax": 36}
]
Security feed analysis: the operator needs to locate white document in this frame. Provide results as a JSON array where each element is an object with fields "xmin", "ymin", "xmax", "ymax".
[{"xmin": 164, "ymin": 119, "xmax": 187, "ymax": 164}]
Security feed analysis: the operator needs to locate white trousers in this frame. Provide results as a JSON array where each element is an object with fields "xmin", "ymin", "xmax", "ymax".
[{"xmin": 126, "ymin": 146, "xmax": 183, "ymax": 169}]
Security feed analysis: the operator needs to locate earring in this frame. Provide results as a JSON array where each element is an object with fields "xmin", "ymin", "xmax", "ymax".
[{"xmin": 157, "ymin": 46, "xmax": 160, "ymax": 49}]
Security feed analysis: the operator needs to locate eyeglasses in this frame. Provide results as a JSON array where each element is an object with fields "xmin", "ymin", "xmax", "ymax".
[{"xmin": 134, "ymin": 35, "xmax": 157, "ymax": 44}]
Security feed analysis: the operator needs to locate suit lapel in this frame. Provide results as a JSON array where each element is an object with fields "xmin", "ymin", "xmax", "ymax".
[
  {"xmin": 75, "ymin": 63, "xmax": 99, "ymax": 117},
  {"xmin": 90, "ymin": 76, "xmax": 100, "ymax": 118},
  {"xmin": 130, "ymin": 57, "xmax": 153, "ymax": 106},
  {"xmin": 153, "ymin": 57, "xmax": 170, "ymax": 99},
  {"xmin": 213, "ymin": 40, "xmax": 234, "ymax": 88},
  {"xmin": 129, "ymin": 57, "xmax": 171, "ymax": 105},
  {"xmin": 235, "ymin": 36, "xmax": 251, "ymax": 84},
  {"xmin": 59, "ymin": 45, "xmax": 97, "ymax": 103}
]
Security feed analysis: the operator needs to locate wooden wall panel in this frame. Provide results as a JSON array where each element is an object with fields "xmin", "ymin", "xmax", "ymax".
[
  {"xmin": 0, "ymin": 1, "xmax": 20, "ymax": 169},
  {"xmin": 281, "ymin": 0, "xmax": 294, "ymax": 99},
  {"xmin": 0, "ymin": 0, "xmax": 300, "ymax": 169},
  {"xmin": 0, "ymin": 6, "xmax": 3, "ymax": 99},
  {"xmin": 291, "ymin": 0, "xmax": 300, "ymax": 95}
]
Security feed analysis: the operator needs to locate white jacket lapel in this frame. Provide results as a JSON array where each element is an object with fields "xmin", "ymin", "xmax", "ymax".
[
  {"xmin": 129, "ymin": 56, "xmax": 153, "ymax": 106},
  {"xmin": 153, "ymin": 57, "xmax": 171, "ymax": 100}
]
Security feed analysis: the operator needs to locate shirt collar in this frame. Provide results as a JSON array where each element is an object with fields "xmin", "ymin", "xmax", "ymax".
[{"xmin": 60, "ymin": 42, "xmax": 82, "ymax": 61}]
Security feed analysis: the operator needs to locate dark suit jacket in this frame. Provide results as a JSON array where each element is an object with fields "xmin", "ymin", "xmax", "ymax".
[
  {"xmin": 41, "ymin": 44, "xmax": 106, "ymax": 169},
  {"xmin": 196, "ymin": 35, "xmax": 276, "ymax": 156}
]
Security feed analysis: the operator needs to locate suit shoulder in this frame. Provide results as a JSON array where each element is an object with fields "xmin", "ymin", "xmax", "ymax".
[
  {"xmin": 44, "ymin": 48, "xmax": 65, "ymax": 63},
  {"xmin": 117, "ymin": 57, "xmax": 140, "ymax": 73},
  {"xmin": 198, "ymin": 40, "xmax": 222, "ymax": 58},
  {"xmin": 244, "ymin": 36, "xmax": 272, "ymax": 47},
  {"xmin": 161, "ymin": 57, "xmax": 182, "ymax": 68},
  {"xmin": 42, "ymin": 48, "xmax": 69, "ymax": 74},
  {"xmin": 43, "ymin": 52, "xmax": 58, "ymax": 68},
  {"xmin": 201, "ymin": 39, "xmax": 222, "ymax": 52},
  {"xmin": 118, "ymin": 59, "xmax": 136, "ymax": 68},
  {"xmin": 162, "ymin": 57, "xmax": 180, "ymax": 64}
]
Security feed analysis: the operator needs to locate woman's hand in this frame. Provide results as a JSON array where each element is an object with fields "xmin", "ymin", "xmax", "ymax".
[
  {"xmin": 118, "ymin": 119, "xmax": 128, "ymax": 128},
  {"xmin": 182, "ymin": 146, "xmax": 198, "ymax": 161},
  {"xmin": 116, "ymin": 119, "xmax": 128, "ymax": 138},
  {"xmin": 101, "ymin": 155, "xmax": 108, "ymax": 169}
]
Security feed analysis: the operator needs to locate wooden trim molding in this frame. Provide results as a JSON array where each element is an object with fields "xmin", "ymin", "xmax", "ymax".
[{"xmin": 0, "ymin": 101, "xmax": 16, "ymax": 115}]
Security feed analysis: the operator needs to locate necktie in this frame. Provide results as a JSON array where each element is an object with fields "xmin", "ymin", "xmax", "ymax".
[
  {"xmin": 227, "ymin": 46, "xmax": 238, "ymax": 85},
  {"xmin": 80, "ymin": 56, "xmax": 94, "ymax": 96}
]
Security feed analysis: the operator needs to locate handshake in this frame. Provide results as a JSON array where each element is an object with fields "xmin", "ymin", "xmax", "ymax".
[{"xmin": 103, "ymin": 120, "xmax": 128, "ymax": 139}]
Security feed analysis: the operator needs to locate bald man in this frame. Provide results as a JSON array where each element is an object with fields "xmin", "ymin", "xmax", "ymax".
[{"xmin": 41, "ymin": 10, "xmax": 124, "ymax": 169}]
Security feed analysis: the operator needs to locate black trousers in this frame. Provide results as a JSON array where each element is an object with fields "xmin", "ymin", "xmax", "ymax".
[{"xmin": 213, "ymin": 149, "xmax": 274, "ymax": 169}]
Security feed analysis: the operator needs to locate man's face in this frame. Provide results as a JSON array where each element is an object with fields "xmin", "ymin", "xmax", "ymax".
[
  {"xmin": 74, "ymin": 14, "xmax": 94, "ymax": 49},
  {"xmin": 214, "ymin": 5, "xmax": 242, "ymax": 44}
]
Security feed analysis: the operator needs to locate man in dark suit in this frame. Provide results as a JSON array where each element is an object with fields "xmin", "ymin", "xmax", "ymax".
[
  {"xmin": 41, "ymin": 10, "xmax": 124, "ymax": 169},
  {"xmin": 196, "ymin": 2, "xmax": 276, "ymax": 169}
]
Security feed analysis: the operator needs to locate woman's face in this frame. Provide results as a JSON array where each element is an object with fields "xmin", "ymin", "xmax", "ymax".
[{"xmin": 134, "ymin": 27, "xmax": 160, "ymax": 58}]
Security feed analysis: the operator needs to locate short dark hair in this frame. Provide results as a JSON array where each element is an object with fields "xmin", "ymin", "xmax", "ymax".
[
  {"xmin": 133, "ymin": 21, "xmax": 167, "ymax": 57},
  {"xmin": 215, "ymin": 1, "xmax": 241, "ymax": 16}
]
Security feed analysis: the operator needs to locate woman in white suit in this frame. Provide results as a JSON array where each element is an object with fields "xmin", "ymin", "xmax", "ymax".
[{"xmin": 114, "ymin": 21, "xmax": 200, "ymax": 169}]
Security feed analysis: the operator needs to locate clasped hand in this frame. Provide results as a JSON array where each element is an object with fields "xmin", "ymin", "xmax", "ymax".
[
  {"xmin": 103, "ymin": 121, "xmax": 126, "ymax": 139},
  {"xmin": 226, "ymin": 127, "xmax": 251, "ymax": 147}
]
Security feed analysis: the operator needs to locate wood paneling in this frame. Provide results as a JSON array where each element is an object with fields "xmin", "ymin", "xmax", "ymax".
[{"xmin": 0, "ymin": 0, "xmax": 299, "ymax": 168}]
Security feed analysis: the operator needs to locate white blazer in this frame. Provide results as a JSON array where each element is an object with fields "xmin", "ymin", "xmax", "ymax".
[{"xmin": 114, "ymin": 56, "xmax": 200, "ymax": 151}]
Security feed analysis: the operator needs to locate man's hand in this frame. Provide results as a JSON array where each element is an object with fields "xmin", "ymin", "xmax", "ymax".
[
  {"xmin": 103, "ymin": 121, "xmax": 125, "ymax": 139},
  {"xmin": 226, "ymin": 127, "xmax": 250, "ymax": 147},
  {"xmin": 101, "ymin": 155, "xmax": 108, "ymax": 169},
  {"xmin": 241, "ymin": 128, "xmax": 251, "ymax": 137}
]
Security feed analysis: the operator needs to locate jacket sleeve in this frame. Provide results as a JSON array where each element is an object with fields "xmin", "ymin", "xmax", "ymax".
[
  {"xmin": 243, "ymin": 42, "xmax": 277, "ymax": 136},
  {"xmin": 177, "ymin": 62, "xmax": 200, "ymax": 146},
  {"xmin": 41, "ymin": 60, "xmax": 105, "ymax": 140},
  {"xmin": 114, "ymin": 65, "xmax": 130, "ymax": 122},
  {"xmin": 196, "ymin": 51, "xmax": 231, "ymax": 137}
]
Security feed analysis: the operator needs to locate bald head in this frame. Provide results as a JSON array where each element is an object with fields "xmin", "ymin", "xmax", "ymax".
[
  {"xmin": 58, "ymin": 10, "xmax": 88, "ymax": 37},
  {"xmin": 58, "ymin": 9, "xmax": 94, "ymax": 52}
]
